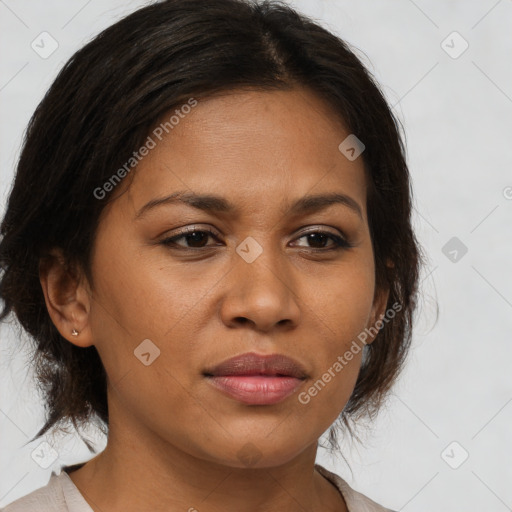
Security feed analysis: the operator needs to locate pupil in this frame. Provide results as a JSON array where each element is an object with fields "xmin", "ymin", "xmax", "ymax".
[
  {"xmin": 187, "ymin": 232, "xmax": 207, "ymax": 247},
  {"xmin": 308, "ymin": 233, "xmax": 327, "ymax": 248}
]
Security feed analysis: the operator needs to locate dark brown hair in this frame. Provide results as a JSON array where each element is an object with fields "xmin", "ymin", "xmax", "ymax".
[{"xmin": 0, "ymin": 0, "xmax": 422, "ymax": 453}]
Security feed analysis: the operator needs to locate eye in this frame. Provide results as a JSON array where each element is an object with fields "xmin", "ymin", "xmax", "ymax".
[
  {"xmin": 291, "ymin": 229, "xmax": 353, "ymax": 251},
  {"xmin": 160, "ymin": 227, "xmax": 221, "ymax": 249}
]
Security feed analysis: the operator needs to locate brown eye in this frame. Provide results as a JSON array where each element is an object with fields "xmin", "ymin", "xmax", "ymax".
[
  {"xmin": 161, "ymin": 228, "xmax": 221, "ymax": 249},
  {"xmin": 292, "ymin": 230, "xmax": 352, "ymax": 250}
]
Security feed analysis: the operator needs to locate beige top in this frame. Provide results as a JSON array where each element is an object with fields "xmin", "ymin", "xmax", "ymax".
[{"xmin": 1, "ymin": 463, "xmax": 395, "ymax": 512}]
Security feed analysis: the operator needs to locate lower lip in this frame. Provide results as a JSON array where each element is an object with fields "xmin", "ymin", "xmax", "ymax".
[{"xmin": 205, "ymin": 375, "xmax": 304, "ymax": 405}]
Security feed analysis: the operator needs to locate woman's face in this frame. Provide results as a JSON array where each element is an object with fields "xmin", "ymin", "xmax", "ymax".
[{"xmin": 79, "ymin": 87, "xmax": 387, "ymax": 468}]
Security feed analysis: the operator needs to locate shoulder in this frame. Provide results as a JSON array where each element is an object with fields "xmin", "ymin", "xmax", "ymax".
[
  {"xmin": 1, "ymin": 473, "xmax": 65, "ymax": 512},
  {"xmin": 1, "ymin": 470, "xmax": 91, "ymax": 512},
  {"xmin": 315, "ymin": 464, "xmax": 396, "ymax": 512}
]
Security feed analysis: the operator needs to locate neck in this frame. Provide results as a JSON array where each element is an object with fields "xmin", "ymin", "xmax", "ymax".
[{"xmin": 68, "ymin": 400, "xmax": 347, "ymax": 512}]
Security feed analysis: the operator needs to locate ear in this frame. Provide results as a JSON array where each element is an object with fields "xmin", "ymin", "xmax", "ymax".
[
  {"xmin": 365, "ymin": 259, "xmax": 394, "ymax": 345},
  {"xmin": 365, "ymin": 285, "xmax": 390, "ymax": 345},
  {"xmin": 39, "ymin": 249, "xmax": 94, "ymax": 347}
]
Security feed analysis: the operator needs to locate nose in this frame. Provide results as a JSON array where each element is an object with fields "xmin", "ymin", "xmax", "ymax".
[{"xmin": 219, "ymin": 247, "xmax": 301, "ymax": 333}]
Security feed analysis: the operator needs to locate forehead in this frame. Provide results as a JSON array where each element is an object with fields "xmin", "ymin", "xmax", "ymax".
[{"xmin": 115, "ymin": 87, "xmax": 368, "ymax": 219}]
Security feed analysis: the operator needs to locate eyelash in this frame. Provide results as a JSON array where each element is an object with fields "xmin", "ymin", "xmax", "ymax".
[{"xmin": 159, "ymin": 226, "xmax": 353, "ymax": 252}]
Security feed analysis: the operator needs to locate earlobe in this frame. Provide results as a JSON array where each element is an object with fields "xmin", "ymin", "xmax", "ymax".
[{"xmin": 39, "ymin": 249, "xmax": 94, "ymax": 347}]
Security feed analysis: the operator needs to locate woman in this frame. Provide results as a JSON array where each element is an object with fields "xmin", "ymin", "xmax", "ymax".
[{"xmin": 0, "ymin": 0, "xmax": 421, "ymax": 510}]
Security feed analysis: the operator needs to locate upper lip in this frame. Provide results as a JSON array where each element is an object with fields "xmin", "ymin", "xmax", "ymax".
[{"xmin": 203, "ymin": 352, "xmax": 308, "ymax": 379}]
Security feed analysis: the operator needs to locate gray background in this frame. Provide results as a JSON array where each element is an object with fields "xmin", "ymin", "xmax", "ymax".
[{"xmin": 1, "ymin": 1, "xmax": 511, "ymax": 510}]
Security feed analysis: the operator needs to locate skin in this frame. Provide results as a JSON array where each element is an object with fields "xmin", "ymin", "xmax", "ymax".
[{"xmin": 40, "ymin": 86, "xmax": 389, "ymax": 512}]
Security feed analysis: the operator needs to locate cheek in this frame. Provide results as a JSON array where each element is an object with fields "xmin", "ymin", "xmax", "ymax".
[
  {"xmin": 329, "ymin": 269, "xmax": 375, "ymax": 340},
  {"xmin": 86, "ymin": 243, "xmax": 206, "ymax": 427},
  {"xmin": 87, "ymin": 231, "xmax": 229, "ymax": 396},
  {"xmin": 297, "ymin": 259, "xmax": 375, "ymax": 412},
  {"xmin": 306, "ymin": 254, "xmax": 376, "ymax": 345},
  {"xmin": 89, "ymin": 231, "xmax": 212, "ymax": 337}
]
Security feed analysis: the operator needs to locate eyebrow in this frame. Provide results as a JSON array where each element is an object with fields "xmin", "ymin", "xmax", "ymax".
[{"xmin": 135, "ymin": 190, "xmax": 363, "ymax": 220}]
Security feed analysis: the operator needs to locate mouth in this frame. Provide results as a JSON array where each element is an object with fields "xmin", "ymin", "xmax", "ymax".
[{"xmin": 203, "ymin": 352, "xmax": 308, "ymax": 405}]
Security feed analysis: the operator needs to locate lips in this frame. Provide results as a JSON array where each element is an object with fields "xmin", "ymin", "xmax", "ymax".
[
  {"xmin": 203, "ymin": 352, "xmax": 308, "ymax": 405},
  {"xmin": 203, "ymin": 352, "xmax": 308, "ymax": 379}
]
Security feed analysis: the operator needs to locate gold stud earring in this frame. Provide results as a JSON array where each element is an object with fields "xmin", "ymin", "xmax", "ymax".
[{"xmin": 71, "ymin": 329, "xmax": 79, "ymax": 337}]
